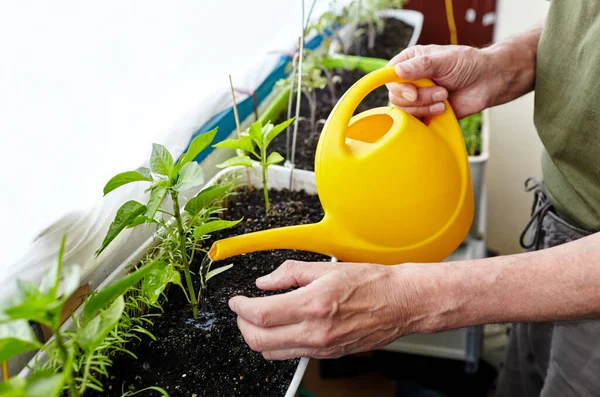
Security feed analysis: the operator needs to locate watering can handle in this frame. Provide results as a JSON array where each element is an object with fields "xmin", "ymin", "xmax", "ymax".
[{"xmin": 327, "ymin": 65, "xmax": 462, "ymax": 152}]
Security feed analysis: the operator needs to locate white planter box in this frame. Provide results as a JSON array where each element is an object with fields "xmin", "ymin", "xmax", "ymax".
[
  {"xmin": 18, "ymin": 164, "xmax": 322, "ymax": 397},
  {"xmin": 467, "ymin": 108, "xmax": 490, "ymax": 239},
  {"xmin": 329, "ymin": 9, "xmax": 424, "ymax": 57}
]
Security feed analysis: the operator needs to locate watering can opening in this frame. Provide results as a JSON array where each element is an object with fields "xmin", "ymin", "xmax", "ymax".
[{"xmin": 345, "ymin": 111, "xmax": 394, "ymax": 144}]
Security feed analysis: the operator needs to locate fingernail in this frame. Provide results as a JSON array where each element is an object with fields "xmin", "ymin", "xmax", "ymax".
[
  {"xmin": 432, "ymin": 91, "xmax": 447, "ymax": 102},
  {"xmin": 402, "ymin": 91, "xmax": 417, "ymax": 101},
  {"xmin": 396, "ymin": 62, "xmax": 413, "ymax": 74},
  {"xmin": 256, "ymin": 274, "xmax": 271, "ymax": 284},
  {"xmin": 429, "ymin": 103, "xmax": 445, "ymax": 114},
  {"xmin": 228, "ymin": 297, "xmax": 239, "ymax": 311}
]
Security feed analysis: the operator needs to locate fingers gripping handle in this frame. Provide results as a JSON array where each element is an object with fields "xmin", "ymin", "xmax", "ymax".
[{"xmin": 325, "ymin": 66, "xmax": 458, "ymax": 151}]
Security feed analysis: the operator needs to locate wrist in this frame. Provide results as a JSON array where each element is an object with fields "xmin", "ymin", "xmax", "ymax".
[
  {"xmin": 480, "ymin": 27, "xmax": 540, "ymax": 106},
  {"xmin": 389, "ymin": 263, "xmax": 462, "ymax": 335}
]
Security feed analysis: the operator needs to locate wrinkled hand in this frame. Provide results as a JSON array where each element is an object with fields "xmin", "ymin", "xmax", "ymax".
[
  {"xmin": 228, "ymin": 260, "xmax": 424, "ymax": 360},
  {"xmin": 386, "ymin": 44, "xmax": 497, "ymax": 119}
]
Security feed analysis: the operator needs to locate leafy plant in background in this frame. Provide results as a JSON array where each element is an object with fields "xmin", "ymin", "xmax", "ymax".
[
  {"xmin": 276, "ymin": 57, "xmax": 327, "ymax": 133},
  {"xmin": 347, "ymin": 0, "xmax": 407, "ymax": 51},
  {"xmin": 39, "ymin": 254, "xmax": 165, "ymax": 395},
  {"xmin": 96, "ymin": 128, "xmax": 240, "ymax": 318},
  {"xmin": 459, "ymin": 112, "xmax": 482, "ymax": 156},
  {"xmin": 214, "ymin": 118, "xmax": 295, "ymax": 215},
  {"xmin": 0, "ymin": 236, "xmax": 164, "ymax": 397}
]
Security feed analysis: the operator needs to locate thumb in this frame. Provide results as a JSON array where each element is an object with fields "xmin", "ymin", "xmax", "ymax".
[{"xmin": 256, "ymin": 260, "xmax": 334, "ymax": 290}]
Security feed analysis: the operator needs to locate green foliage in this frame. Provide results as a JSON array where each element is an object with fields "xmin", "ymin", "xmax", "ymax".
[
  {"xmin": 0, "ymin": 319, "xmax": 42, "ymax": 363},
  {"xmin": 0, "ymin": 370, "xmax": 64, "ymax": 397},
  {"xmin": 459, "ymin": 112, "xmax": 482, "ymax": 156},
  {"xmin": 98, "ymin": 128, "xmax": 238, "ymax": 317},
  {"xmin": 214, "ymin": 118, "xmax": 294, "ymax": 215},
  {"xmin": 0, "ymin": 235, "xmax": 170, "ymax": 397},
  {"xmin": 121, "ymin": 386, "xmax": 170, "ymax": 396}
]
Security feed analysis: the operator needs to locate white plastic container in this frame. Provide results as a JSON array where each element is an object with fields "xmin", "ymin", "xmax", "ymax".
[
  {"xmin": 329, "ymin": 9, "xmax": 424, "ymax": 57},
  {"xmin": 18, "ymin": 164, "xmax": 320, "ymax": 397},
  {"xmin": 467, "ymin": 108, "xmax": 490, "ymax": 239}
]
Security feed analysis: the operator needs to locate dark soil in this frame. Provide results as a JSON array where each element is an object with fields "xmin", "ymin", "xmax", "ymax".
[
  {"xmin": 346, "ymin": 18, "xmax": 414, "ymax": 60},
  {"xmin": 270, "ymin": 68, "xmax": 390, "ymax": 171},
  {"xmin": 90, "ymin": 188, "xmax": 328, "ymax": 397}
]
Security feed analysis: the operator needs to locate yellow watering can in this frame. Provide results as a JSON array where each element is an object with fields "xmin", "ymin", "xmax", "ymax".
[{"xmin": 208, "ymin": 66, "xmax": 474, "ymax": 265}]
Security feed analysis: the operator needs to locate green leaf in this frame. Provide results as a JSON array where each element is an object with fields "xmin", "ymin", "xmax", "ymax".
[
  {"xmin": 142, "ymin": 262, "xmax": 181, "ymax": 305},
  {"xmin": 193, "ymin": 219, "xmax": 242, "ymax": 240},
  {"xmin": 121, "ymin": 386, "xmax": 170, "ymax": 397},
  {"xmin": 146, "ymin": 181, "xmax": 169, "ymax": 221},
  {"xmin": 0, "ymin": 371, "xmax": 63, "ymax": 397},
  {"xmin": 184, "ymin": 184, "xmax": 231, "ymax": 216},
  {"xmin": 126, "ymin": 215, "xmax": 153, "ymax": 228},
  {"xmin": 214, "ymin": 135, "xmax": 255, "ymax": 154},
  {"xmin": 83, "ymin": 261, "xmax": 160, "ymax": 322},
  {"xmin": 150, "ymin": 143, "xmax": 174, "ymax": 176},
  {"xmin": 247, "ymin": 121, "xmax": 263, "ymax": 147},
  {"xmin": 96, "ymin": 201, "xmax": 147, "ymax": 256},
  {"xmin": 77, "ymin": 295, "xmax": 125, "ymax": 354},
  {"xmin": 103, "ymin": 169, "xmax": 153, "ymax": 196},
  {"xmin": 0, "ymin": 320, "xmax": 42, "ymax": 362},
  {"xmin": 25, "ymin": 371, "xmax": 64, "ymax": 397},
  {"xmin": 266, "ymin": 151, "xmax": 285, "ymax": 165},
  {"xmin": 174, "ymin": 162, "xmax": 204, "ymax": 192},
  {"xmin": 177, "ymin": 128, "xmax": 218, "ymax": 171},
  {"xmin": 205, "ymin": 264, "xmax": 233, "ymax": 283},
  {"xmin": 265, "ymin": 118, "xmax": 295, "ymax": 148},
  {"xmin": 6, "ymin": 281, "xmax": 62, "ymax": 327},
  {"xmin": 60, "ymin": 264, "xmax": 81, "ymax": 300},
  {"xmin": 216, "ymin": 155, "xmax": 254, "ymax": 169},
  {"xmin": 135, "ymin": 166, "xmax": 152, "ymax": 180}
]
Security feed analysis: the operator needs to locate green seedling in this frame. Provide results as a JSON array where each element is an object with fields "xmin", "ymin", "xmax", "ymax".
[
  {"xmin": 96, "ymin": 128, "xmax": 239, "ymax": 318},
  {"xmin": 346, "ymin": 0, "xmax": 406, "ymax": 51},
  {"xmin": 0, "ymin": 235, "xmax": 163, "ymax": 397},
  {"xmin": 277, "ymin": 55, "xmax": 328, "ymax": 133},
  {"xmin": 459, "ymin": 112, "xmax": 482, "ymax": 156},
  {"xmin": 214, "ymin": 118, "xmax": 295, "ymax": 215}
]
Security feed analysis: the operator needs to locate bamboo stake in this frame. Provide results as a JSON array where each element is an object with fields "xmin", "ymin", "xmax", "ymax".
[
  {"xmin": 2, "ymin": 361, "xmax": 8, "ymax": 382},
  {"xmin": 229, "ymin": 75, "xmax": 253, "ymax": 191}
]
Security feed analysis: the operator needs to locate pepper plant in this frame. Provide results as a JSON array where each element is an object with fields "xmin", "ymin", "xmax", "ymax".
[
  {"xmin": 346, "ymin": 0, "xmax": 407, "ymax": 51},
  {"xmin": 276, "ymin": 56, "xmax": 327, "ymax": 133},
  {"xmin": 96, "ymin": 128, "xmax": 240, "ymax": 318},
  {"xmin": 213, "ymin": 118, "xmax": 295, "ymax": 215},
  {"xmin": 0, "ymin": 235, "xmax": 163, "ymax": 397}
]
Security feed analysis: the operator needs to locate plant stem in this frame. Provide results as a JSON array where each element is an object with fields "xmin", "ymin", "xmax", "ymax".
[
  {"xmin": 262, "ymin": 165, "xmax": 270, "ymax": 216},
  {"xmin": 171, "ymin": 191, "xmax": 198, "ymax": 318},
  {"xmin": 54, "ymin": 329, "xmax": 78, "ymax": 397},
  {"xmin": 78, "ymin": 354, "xmax": 93, "ymax": 396},
  {"xmin": 322, "ymin": 67, "xmax": 337, "ymax": 106},
  {"xmin": 251, "ymin": 92, "xmax": 259, "ymax": 121},
  {"xmin": 304, "ymin": 89, "xmax": 318, "ymax": 132}
]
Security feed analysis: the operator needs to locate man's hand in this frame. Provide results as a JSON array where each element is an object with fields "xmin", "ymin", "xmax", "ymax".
[
  {"xmin": 228, "ymin": 260, "xmax": 424, "ymax": 360},
  {"xmin": 387, "ymin": 20, "xmax": 543, "ymax": 119},
  {"xmin": 386, "ymin": 45, "xmax": 496, "ymax": 119}
]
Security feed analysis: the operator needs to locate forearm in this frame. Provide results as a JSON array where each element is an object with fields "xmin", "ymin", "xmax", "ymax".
[
  {"xmin": 405, "ymin": 232, "xmax": 600, "ymax": 334},
  {"xmin": 481, "ymin": 19, "xmax": 545, "ymax": 107}
]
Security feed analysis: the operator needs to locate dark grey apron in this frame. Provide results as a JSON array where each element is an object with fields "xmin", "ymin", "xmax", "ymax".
[{"xmin": 496, "ymin": 178, "xmax": 600, "ymax": 397}]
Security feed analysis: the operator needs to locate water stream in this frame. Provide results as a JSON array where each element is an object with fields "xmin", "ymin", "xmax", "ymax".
[{"xmin": 198, "ymin": 255, "xmax": 213, "ymax": 312}]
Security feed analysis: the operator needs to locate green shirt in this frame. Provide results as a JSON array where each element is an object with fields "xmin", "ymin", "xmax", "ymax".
[{"xmin": 535, "ymin": 0, "xmax": 600, "ymax": 231}]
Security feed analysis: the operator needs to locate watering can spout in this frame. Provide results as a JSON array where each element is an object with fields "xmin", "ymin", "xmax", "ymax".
[{"xmin": 207, "ymin": 221, "xmax": 336, "ymax": 262}]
